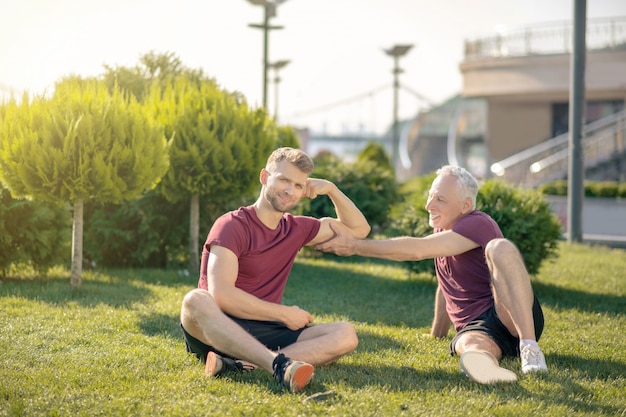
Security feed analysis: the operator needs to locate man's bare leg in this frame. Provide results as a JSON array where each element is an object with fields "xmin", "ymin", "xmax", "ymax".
[
  {"xmin": 455, "ymin": 332, "xmax": 517, "ymax": 384},
  {"xmin": 180, "ymin": 289, "xmax": 277, "ymax": 372},
  {"xmin": 279, "ymin": 321, "xmax": 358, "ymax": 365},
  {"xmin": 484, "ymin": 238, "xmax": 547, "ymax": 374},
  {"xmin": 485, "ymin": 238, "xmax": 536, "ymax": 340}
]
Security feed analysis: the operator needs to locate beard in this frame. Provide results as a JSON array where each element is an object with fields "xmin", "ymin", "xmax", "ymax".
[{"xmin": 265, "ymin": 188, "xmax": 298, "ymax": 213}]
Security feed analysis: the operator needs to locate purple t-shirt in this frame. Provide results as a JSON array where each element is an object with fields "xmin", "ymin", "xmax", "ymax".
[
  {"xmin": 198, "ymin": 206, "xmax": 320, "ymax": 304},
  {"xmin": 434, "ymin": 210, "xmax": 503, "ymax": 331}
]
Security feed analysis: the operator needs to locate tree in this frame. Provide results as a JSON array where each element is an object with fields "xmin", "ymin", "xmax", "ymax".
[
  {"xmin": 102, "ymin": 50, "xmax": 206, "ymax": 101},
  {"xmin": 0, "ymin": 185, "xmax": 71, "ymax": 276},
  {"xmin": 149, "ymin": 77, "xmax": 275, "ymax": 273},
  {"xmin": 0, "ymin": 78, "xmax": 169, "ymax": 288},
  {"xmin": 357, "ymin": 141, "xmax": 393, "ymax": 173},
  {"xmin": 274, "ymin": 125, "xmax": 301, "ymax": 149}
]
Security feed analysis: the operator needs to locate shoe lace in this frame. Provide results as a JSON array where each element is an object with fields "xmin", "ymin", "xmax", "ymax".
[
  {"xmin": 233, "ymin": 362, "xmax": 254, "ymax": 372},
  {"xmin": 272, "ymin": 353, "xmax": 290, "ymax": 381},
  {"xmin": 521, "ymin": 345, "xmax": 539, "ymax": 365},
  {"xmin": 224, "ymin": 357, "xmax": 254, "ymax": 373}
]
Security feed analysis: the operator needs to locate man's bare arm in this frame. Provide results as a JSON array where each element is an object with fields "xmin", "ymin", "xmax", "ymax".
[
  {"xmin": 430, "ymin": 285, "xmax": 452, "ymax": 338},
  {"xmin": 208, "ymin": 245, "xmax": 312, "ymax": 330},
  {"xmin": 314, "ymin": 223, "xmax": 479, "ymax": 261}
]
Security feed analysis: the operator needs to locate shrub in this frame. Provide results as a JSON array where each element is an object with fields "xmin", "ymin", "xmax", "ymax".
[
  {"xmin": 304, "ymin": 154, "xmax": 400, "ymax": 232},
  {"xmin": 477, "ymin": 180, "xmax": 563, "ymax": 275},
  {"xmin": 357, "ymin": 141, "xmax": 393, "ymax": 173},
  {"xmin": 0, "ymin": 186, "xmax": 71, "ymax": 276},
  {"xmin": 538, "ymin": 179, "xmax": 625, "ymax": 198},
  {"xmin": 387, "ymin": 176, "xmax": 563, "ymax": 276},
  {"xmin": 385, "ymin": 172, "xmax": 437, "ymax": 274},
  {"xmin": 537, "ymin": 179, "xmax": 568, "ymax": 196},
  {"xmin": 584, "ymin": 181, "xmax": 620, "ymax": 198}
]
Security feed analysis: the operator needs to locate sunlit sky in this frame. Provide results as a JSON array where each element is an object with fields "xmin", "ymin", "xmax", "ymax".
[{"xmin": 1, "ymin": 0, "xmax": 625, "ymax": 135}]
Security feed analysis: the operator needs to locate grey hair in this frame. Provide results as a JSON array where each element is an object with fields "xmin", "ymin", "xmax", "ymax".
[{"xmin": 436, "ymin": 165, "xmax": 478, "ymax": 210}]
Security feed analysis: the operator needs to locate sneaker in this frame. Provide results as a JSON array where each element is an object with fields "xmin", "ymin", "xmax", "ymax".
[
  {"xmin": 460, "ymin": 351, "xmax": 518, "ymax": 384},
  {"xmin": 205, "ymin": 351, "xmax": 252, "ymax": 377},
  {"xmin": 520, "ymin": 344, "xmax": 547, "ymax": 374},
  {"xmin": 272, "ymin": 353, "xmax": 314, "ymax": 393}
]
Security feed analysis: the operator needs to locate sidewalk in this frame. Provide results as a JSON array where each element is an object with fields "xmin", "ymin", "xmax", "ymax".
[{"xmin": 545, "ymin": 196, "xmax": 626, "ymax": 248}]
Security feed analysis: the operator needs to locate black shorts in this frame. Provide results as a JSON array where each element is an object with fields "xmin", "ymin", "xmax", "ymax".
[
  {"xmin": 450, "ymin": 295, "xmax": 544, "ymax": 357},
  {"xmin": 180, "ymin": 316, "xmax": 306, "ymax": 362}
]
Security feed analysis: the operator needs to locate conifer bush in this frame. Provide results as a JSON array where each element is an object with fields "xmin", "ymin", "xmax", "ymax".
[
  {"xmin": 0, "ymin": 186, "xmax": 71, "ymax": 276},
  {"xmin": 304, "ymin": 154, "xmax": 399, "ymax": 232}
]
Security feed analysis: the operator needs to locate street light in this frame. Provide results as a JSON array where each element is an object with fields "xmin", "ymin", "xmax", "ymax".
[
  {"xmin": 384, "ymin": 44, "xmax": 413, "ymax": 172},
  {"xmin": 246, "ymin": 0, "xmax": 288, "ymax": 110},
  {"xmin": 268, "ymin": 59, "xmax": 290, "ymax": 121}
]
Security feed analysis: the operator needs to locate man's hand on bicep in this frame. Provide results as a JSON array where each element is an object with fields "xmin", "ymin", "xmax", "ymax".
[{"xmin": 311, "ymin": 221, "xmax": 355, "ymax": 255}]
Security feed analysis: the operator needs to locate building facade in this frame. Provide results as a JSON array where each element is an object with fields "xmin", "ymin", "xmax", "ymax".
[{"xmin": 402, "ymin": 16, "xmax": 626, "ymax": 185}]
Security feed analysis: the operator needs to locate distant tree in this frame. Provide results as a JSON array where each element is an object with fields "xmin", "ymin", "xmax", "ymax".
[
  {"xmin": 102, "ymin": 50, "xmax": 206, "ymax": 100},
  {"xmin": 274, "ymin": 125, "xmax": 301, "ymax": 149},
  {"xmin": 357, "ymin": 141, "xmax": 393, "ymax": 173},
  {"xmin": 0, "ymin": 78, "xmax": 169, "ymax": 288},
  {"xmin": 148, "ymin": 76, "xmax": 275, "ymax": 273}
]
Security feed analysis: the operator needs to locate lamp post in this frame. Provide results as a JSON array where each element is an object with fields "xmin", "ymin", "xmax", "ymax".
[
  {"xmin": 568, "ymin": 0, "xmax": 586, "ymax": 243},
  {"xmin": 384, "ymin": 44, "xmax": 413, "ymax": 172},
  {"xmin": 246, "ymin": 0, "xmax": 288, "ymax": 110},
  {"xmin": 268, "ymin": 59, "xmax": 290, "ymax": 121}
]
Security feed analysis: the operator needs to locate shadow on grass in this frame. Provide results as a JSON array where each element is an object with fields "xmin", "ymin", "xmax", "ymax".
[
  {"xmin": 548, "ymin": 352, "xmax": 626, "ymax": 381},
  {"xmin": 138, "ymin": 312, "xmax": 183, "ymax": 340},
  {"xmin": 215, "ymin": 358, "xmax": 623, "ymax": 415},
  {"xmin": 525, "ymin": 356, "xmax": 626, "ymax": 416},
  {"xmin": 533, "ymin": 281, "xmax": 625, "ymax": 316},
  {"xmin": 0, "ymin": 271, "xmax": 155, "ymax": 308},
  {"xmin": 285, "ymin": 259, "xmax": 438, "ymax": 329},
  {"xmin": 215, "ymin": 361, "xmax": 469, "ymax": 396},
  {"xmin": 0, "ymin": 267, "xmax": 196, "ymax": 305}
]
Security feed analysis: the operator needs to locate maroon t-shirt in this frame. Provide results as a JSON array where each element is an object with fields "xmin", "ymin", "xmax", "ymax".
[
  {"xmin": 198, "ymin": 206, "xmax": 321, "ymax": 304},
  {"xmin": 434, "ymin": 210, "xmax": 503, "ymax": 331}
]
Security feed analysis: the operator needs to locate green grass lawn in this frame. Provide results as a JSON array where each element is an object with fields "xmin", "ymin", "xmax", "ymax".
[{"xmin": 1, "ymin": 242, "xmax": 625, "ymax": 416}]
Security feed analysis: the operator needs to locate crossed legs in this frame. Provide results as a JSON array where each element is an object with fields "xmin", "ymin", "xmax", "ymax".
[{"xmin": 180, "ymin": 289, "xmax": 358, "ymax": 371}]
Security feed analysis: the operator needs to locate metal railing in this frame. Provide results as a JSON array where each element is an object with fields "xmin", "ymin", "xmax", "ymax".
[
  {"xmin": 465, "ymin": 16, "xmax": 626, "ymax": 59},
  {"xmin": 490, "ymin": 109, "xmax": 626, "ymax": 187}
]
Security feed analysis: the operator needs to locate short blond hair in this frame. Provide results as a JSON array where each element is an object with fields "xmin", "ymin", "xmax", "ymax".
[{"xmin": 266, "ymin": 147, "xmax": 314, "ymax": 175}]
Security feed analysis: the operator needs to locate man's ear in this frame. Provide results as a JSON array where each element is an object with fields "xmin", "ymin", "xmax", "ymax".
[
  {"xmin": 260, "ymin": 168, "xmax": 268, "ymax": 185},
  {"xmin": 462, "ymin": 197, "xmax": 473, "ymax": 214}
]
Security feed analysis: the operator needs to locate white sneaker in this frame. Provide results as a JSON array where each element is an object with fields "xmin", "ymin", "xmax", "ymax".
[
  {"xmin": 520, "ymin": 344, "xmax": 547, "ymax": 374},
  {"xmin": 460, "ymin": 351, "xmax": 518, "ymax": 384}
]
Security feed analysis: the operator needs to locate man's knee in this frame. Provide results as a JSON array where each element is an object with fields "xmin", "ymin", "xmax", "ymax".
[
  {"xmin": 336, "ymin": 321, "xmax": 359, "ymax": 353},
  {"xmin": 181, "ymin": 289, "xmax": 219, "ymax": 318},
  {"xmin": 485, "ymin": 238, "xmax": 520, "ymax": 263},
  {"xmin": 455, "ymin": 331, "xmax": 502, "ymax": 359}
]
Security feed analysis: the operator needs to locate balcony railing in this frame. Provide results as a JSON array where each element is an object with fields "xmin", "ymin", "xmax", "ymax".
[
  {"xmin": 490, "ymin": 109, "xmax": 626, "ymax": 187},
  {"xmin": 465, "ymin": 16, "xmax": 626, "ymax": 59}
]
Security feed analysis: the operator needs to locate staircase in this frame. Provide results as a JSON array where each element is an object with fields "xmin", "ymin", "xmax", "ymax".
[{"xmin": 490, "ymin": 109, "xmax": 626, "ymax": 187}]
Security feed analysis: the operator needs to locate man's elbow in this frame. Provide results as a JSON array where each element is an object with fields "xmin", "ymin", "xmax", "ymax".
[
  {"xmin": 355, "ymin": 224, "xmax": 371, "ymax": 239},
  {"xmin": 209, "ymin": 286, "xmax": 229, "ymax": 310}
]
